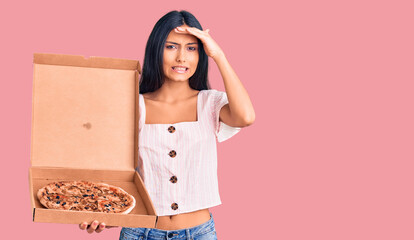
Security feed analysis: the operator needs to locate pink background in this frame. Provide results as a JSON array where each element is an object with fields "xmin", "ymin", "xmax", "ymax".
[{"xmin": 1, "ymin": 0, "xmax": 413, "ymax": 239}]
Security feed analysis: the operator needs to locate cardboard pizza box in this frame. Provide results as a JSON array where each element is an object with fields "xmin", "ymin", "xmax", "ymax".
[{"xmin": 29, "ymin": 53, "xmax": 158, "ymax": 228}]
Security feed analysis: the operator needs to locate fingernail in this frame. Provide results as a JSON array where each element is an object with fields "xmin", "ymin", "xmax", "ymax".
[
  {"xmin": 93, "ymin": 221, "xmax": 98, "ymax": 226},
  {"xmin": 101, "ymin": 224, "xmax": 105, "ymax": 229}
]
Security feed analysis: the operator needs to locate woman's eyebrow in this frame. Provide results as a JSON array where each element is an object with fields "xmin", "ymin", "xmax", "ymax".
[{"xmin": 166, "ymin": 41, "xmax": 198, "ymax": 45}]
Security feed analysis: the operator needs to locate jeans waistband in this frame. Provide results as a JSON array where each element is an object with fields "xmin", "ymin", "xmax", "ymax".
[{"xmin": 125, "ymin": 212, "xmax": 215, "ymax": 239}]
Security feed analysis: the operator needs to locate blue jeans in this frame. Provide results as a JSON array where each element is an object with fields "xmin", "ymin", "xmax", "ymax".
[{"xmin": 119, "ymin": 213, "xmax": 217, "ymax": 240}]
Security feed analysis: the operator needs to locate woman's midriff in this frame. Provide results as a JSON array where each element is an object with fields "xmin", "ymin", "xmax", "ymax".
[{"xmin": 155, "ymin": 208, "xmax": 211, "ymax": 230}]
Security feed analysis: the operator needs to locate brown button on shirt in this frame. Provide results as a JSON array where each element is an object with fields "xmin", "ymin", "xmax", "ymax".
[
  {"xmin": 168, "ymin": 126, "xmax": 176, "ymax": 133},
  {"xmin": 171, "ymin": 203, "xmax": 178, "ymax": 210},
  {"xmin": 169, "ymin": 176, "xmax": 177, "ymax": 183},
  {"xmin": 168, "ymin": 150, "xmax": 176, "ymax": 158}
]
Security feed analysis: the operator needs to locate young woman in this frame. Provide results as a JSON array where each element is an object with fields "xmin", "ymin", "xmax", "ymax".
[{"xmin": 79, "ymin": 10, "xmax": 255, "ymax": 239}]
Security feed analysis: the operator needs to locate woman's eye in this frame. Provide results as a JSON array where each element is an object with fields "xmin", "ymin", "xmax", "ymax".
[
  {"xmin": 166, "ymin": 45, "xmax": 176, "ymax": 49},
  {"xmin": 188, "ymin": 47, "xmax": 197, "ymax": 51}
]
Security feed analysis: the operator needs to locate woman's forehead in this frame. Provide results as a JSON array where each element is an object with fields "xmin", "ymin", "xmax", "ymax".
[{"xmin": 166, "ymin": 27, "xmax": 198, "ymax": 44}]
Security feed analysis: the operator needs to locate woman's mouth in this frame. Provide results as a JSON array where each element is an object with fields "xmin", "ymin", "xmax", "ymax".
[{"xmin": 172, "ymin": 66, "xmax": 189, "ymax": 73}]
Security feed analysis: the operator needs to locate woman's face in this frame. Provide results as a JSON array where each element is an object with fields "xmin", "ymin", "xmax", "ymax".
[{"xmin": 162, "ymin": 24, "xmax": 199, "ymax": 83}]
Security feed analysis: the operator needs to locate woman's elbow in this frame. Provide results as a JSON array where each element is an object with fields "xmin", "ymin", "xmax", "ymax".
[{"xmin": 242, "ymin": 112, "xmax": 255, "ymax": 126}]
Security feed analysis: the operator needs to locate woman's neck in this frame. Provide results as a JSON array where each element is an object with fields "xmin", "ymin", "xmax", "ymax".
[{"xmin": 148, "ymin": 80, "xmax": 196, "ymax": 103}]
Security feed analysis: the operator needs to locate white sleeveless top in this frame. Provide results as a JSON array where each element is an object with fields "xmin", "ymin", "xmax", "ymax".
[{"xmin": 137, "ymin": 89, "xmax": 241, "ymax": 216}]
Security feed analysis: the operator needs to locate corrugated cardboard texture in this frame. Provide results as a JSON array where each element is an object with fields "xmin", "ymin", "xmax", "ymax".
[{"xmin": 31, "ymin": 54, "xmax": 138, "ymax": 170}]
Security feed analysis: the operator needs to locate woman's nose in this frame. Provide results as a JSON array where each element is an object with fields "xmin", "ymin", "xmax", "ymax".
[{"xmin": 176, "ymin": 49, "xmax": 186, "ymax": 62}]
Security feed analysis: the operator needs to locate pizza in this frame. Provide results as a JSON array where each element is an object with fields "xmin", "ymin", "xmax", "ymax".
[{"xmin": 37, "ymin": 181, "xmax": 136, "ymax": 214}]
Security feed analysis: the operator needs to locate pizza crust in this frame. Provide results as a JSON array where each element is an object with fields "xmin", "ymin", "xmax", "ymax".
[{"xmin": 37, "ymin": 181, "xmax": 136, "ymax": 214}]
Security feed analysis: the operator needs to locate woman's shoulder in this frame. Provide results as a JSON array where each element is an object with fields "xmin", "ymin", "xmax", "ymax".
[
  {"xmin": 139, "ymin": 92, "xmax": 153, "ymax": 99},
  {"xmin": 201, "ymin": 89, "xmax": 225, "ymax": 98},
  {"xmin": 139, "ymin": 92, "xmax": 158, "ymax": 106},
  {"xmin": 199, "ymin": 90, "xmax": 228, "ymax": 111},
  {"xmin": 202, "ymin": 89, "xmax": 221, "ymax": 93}
]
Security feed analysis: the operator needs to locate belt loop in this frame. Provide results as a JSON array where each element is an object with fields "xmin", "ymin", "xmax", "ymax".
[
  {"xmin": 144, "ymin": 228, "xmax": 150, "ymax": 239},
  {"xmin": 186, "ymin": 228, "xmax": 191, "ymax": 240},
  {"xmin": 155, "ymin": 216, "xmax": 159, "ymax": 228}
]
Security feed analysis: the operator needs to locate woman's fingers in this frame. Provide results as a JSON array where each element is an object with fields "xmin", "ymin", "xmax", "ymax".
[
  {"xmin": 95, "ymin": 223, "xmax": 106, "ymax": 233},
  {"xmin": 106, "ymin": 225, "xmax": 118, "ymax": 229},
  {"xmin": 175, "ymin": 26, "xmax": 208, "ymax": 38},
  {"xmin": 79, "ymin": 220, "xmax": 117, "ymax": 233},
  {"xmin": 175, "ymin": 26, "xmax": 222, "ymax": 59},
  {"xmin": 79, "ymin": 222, "xmax": 88, "ymax": 230},
  {"xmin": 87, "ymin": 220, "xmax": 100, "ymax": 234},
  {"xmin": 186, "ymin": 27, "xmax": 209, "ymax": 38}
]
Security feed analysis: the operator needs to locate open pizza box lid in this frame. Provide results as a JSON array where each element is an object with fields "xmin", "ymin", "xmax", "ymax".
[{"xmin": 29, "ymin": 53, "xmax": 158, "ymax": 228}]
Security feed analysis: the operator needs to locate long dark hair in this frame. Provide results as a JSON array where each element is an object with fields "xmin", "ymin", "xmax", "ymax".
[{"xmin": 139, "ymin": 10, "xmax": 211, "ymax": 94}]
